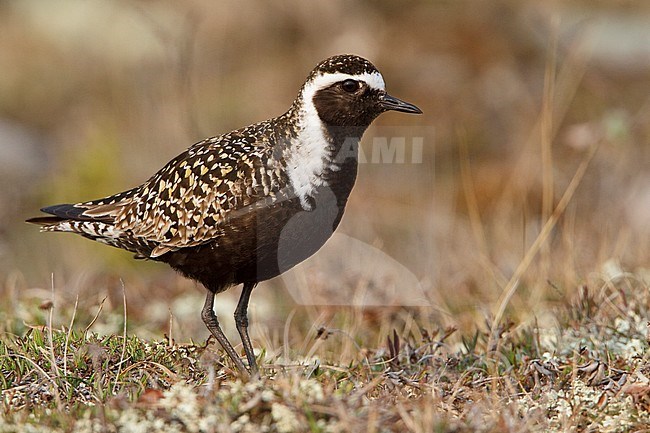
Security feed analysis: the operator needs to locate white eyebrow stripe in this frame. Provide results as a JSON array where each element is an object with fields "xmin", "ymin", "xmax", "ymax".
[{"xmin": 305, "ymin": 71, "xmax": 386, "ymax": 94}]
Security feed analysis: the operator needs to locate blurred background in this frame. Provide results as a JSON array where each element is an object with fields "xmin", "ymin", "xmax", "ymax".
[{"xmin": 1, "ymin": 1, "xmax": 649, "ymax": 355}]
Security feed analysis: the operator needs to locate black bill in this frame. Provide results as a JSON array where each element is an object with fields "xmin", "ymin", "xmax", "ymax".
[{"xmin": 379, "ymin": 93, "xmax": 422, "ymax": 114}]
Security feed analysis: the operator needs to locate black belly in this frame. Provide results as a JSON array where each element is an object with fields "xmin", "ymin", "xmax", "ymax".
[{"xmin": 160, "ymin": 182, "xmax": 352, "ymax": 293}]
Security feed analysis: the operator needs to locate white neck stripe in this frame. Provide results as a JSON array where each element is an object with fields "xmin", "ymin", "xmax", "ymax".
[{"xmin": 285, "ymin": 71, "xmax": 384, "ymax": 209}]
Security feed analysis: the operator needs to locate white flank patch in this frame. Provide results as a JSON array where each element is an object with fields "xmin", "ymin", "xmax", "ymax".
[
  {"xmin": 287, "ymin": 71, "xmax": 384, "ymax": 209},
  {"xmin": 81, "ymin": 223, "xmax": 99, "ymax": 237},
  {"xmin": 57, "ymin": 222, "xmax": 73, "ymax": 232},
  {"xmin": 97, "ymin": 223, "xmax": 124, "ymax": 239}
]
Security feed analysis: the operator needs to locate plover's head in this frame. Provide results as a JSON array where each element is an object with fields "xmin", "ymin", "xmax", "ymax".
[{"xmin": 297, "ymin": 54, "xmax": 422, "ymax": 129}]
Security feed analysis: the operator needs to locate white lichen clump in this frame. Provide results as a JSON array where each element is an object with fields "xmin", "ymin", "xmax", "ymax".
[
  {"xmin": 271, "ymin": 403, "xmax": 301, "ymax": 433},
  {"xmin": 519, "ymin": 380, "xmax": 640, "ymax": 433}
]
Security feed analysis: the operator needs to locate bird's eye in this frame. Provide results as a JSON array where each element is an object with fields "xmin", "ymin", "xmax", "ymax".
[{"xmin": 341, "ymin": 79, "xmax": 360, "ymax": 93}]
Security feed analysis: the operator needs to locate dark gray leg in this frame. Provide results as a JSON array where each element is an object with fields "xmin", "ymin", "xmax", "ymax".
[
  {"xmin": 201, "ymin": 290, "xmax": 249, "ymax": 376},
  {"xmin": 234, "ymin": 282, "xmax": 258, "ymax": 377}
]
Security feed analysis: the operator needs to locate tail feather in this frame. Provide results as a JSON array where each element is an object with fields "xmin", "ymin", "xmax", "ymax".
[
  {"xmin": 26, "ymin": 191, "xmax": 157, "ymax": 258},
  {"xmin": 40, "ymin": 203, "xmax": 87, "ymax": 220},
  {"xmin": 25, "ymin": 215, "xmax": 65, "ymax": 226},
  {"xmin": 26, "ymin": 203, "xmax": 115, "ymax": 227},
  {"xmin": 27, "ymin": 206, "xmax": 128, "ymax": 245}
]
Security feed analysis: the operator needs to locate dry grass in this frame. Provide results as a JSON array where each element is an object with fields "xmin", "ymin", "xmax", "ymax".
[
  {"xmin": 1, "ymin": 264, "xmax": 650, "ymax": 432},
  {"xmin": 1, "ymin": 1, "xmax": 650, "ymax": 432}
]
